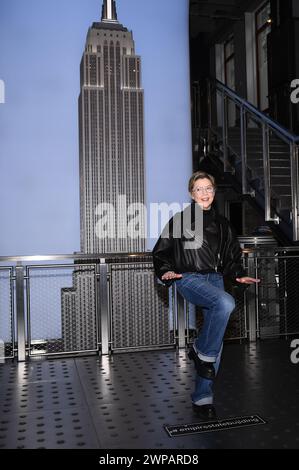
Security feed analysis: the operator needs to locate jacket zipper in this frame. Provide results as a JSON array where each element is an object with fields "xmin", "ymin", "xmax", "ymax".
[{"xmin": 215, "ymin": 222, "xmax": 223, "ymax": 272}]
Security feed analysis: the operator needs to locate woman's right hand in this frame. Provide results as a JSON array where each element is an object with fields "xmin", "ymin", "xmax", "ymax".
[{"xmin": 161, "ymin": 271, "xmax": 183, "ymax": 281}]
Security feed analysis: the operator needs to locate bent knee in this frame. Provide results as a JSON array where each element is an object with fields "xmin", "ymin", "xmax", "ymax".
[{"xmin": 217, "ymin": 293, "xmax": 235, "ymax": 315}]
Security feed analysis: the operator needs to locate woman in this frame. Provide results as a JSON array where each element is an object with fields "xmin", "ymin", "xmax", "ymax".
[{"xmin": 152, "ymin": 171, "xmax": 260, "ymax": 420}]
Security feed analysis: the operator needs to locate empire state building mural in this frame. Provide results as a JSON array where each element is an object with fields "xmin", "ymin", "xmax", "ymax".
[
  {"xmin": 79, "ymin": 0, "xmax": 145, "ymax": 254},
  {"xmin": 61, "ymin": 0, "xmax": 170, "ymax": 353}
]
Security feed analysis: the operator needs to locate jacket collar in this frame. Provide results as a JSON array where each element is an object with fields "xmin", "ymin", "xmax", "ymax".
[{"xmin": 190, "ymin": 201, "xmax": 217, "ymax": 220}]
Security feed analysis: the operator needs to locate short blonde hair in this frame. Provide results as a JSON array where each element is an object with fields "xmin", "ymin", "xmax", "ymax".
[{"xmin": 188, "ymin": 171, "xmax": 216, "ymax": 194}]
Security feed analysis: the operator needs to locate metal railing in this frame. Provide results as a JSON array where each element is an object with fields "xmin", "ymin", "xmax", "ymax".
[
  {"xmin": 206, "ymin": 79, "xmax": 299, "ymax": 241},
  {"xmin": 252, "ymin": 247, "xmax": 299, "ymax": 340},
  {"xmin": 1, "ymin": 246, "xmax": 298, "ymax": 362},
  {"xmin": 0, "ymin": 253, "xmax": 177, "ymax": 361}
]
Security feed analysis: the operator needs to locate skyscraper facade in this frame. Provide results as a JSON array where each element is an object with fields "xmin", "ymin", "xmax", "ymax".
[
  {"xmin": 79, "ymin": 0, "xmax": 146, "ymax": 254},
  {"xmin": 61, "ymin": 1, "xmax": 170, "ymax": 354},
  {"xmin": 61, "ymin": 266, "xmax": 97, "ymax": 352}
]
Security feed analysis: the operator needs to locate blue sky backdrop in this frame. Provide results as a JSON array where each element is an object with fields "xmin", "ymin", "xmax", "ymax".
[{"xmin": 0, "ymin": 0, "xmax": 192, "ymax": 255}]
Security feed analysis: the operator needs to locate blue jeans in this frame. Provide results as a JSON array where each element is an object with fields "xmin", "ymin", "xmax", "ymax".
[{"xmin": 175, "ymin": 272, "xmax": 235, "ymax": 405}]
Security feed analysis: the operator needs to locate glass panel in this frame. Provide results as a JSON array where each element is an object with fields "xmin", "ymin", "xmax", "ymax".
[
  {"xmin": 227, "ymin": 96, "xmax": 237, "ymax": 128},
  {"xmin": 245, "ymin": 115, "xmax": 263, "ymax": 191},
  {"xmin": 256, "ymin": 2, "xmax": 271, "ymax": 30},
  {"xmin": 215, "ymin": 88, "xmax": 224, "ymax": 132},
  {"xmin": 227, "ymin": 102, "xmax": 241, "ymax": 156},
  {"xmin": 268, "ymin": 128, "xmax": 291, "ymax": 210},
  {"xmin": 257, "ymin": 25, "xmax": 271, "ymax": 110},
  {"xmin": 224, "ymin": 37, "xmax": 234, "ymax": 58},
  {"xmin": 226, "ymin": 58, "xmax": 235, "ymax": 90},
  {"xmin": 257, "ymin": 27, "xmax": 270, "ymax": 68}
]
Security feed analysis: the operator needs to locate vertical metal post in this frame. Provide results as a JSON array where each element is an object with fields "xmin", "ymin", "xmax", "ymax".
[
  {"xmin": 171, "ymin": 285, "xmax": 177, "ymax": 343},
  {"xmin": 290, "ymin": 143, "xmax": 299, "ymax": 240},
  {"xmin": 15, "ymin": 263, "xmax": 26, "ymax": 361},
  {"xmin": 207, "ymin": 79, "xmax": 212, "ymax": 131},
  {"xmin": 240, "ymin": 106, "xmax": 248, "ymax": 194},
  {"xmin": 247, "ymin": 252, "xmax": 258, "ymax": 342},
  {"xmin": 26, "ymin": 267, "xmax": 32, "ymax": 357},
  {"xmin": 222, "ymin": 92, "xmax": 229, "ymax": 171},
  {"xmin": 289, "ymin": 84, "xmax": 294, "ymax": 131},
  {"xmin": 10, "ymin": 268, "xmax": 16, "ymax": 359},
  {"xmin": 185, "ymin": 301, "xmax": 190, "ymax": 344},
  {"xmin": 282, "ymin": 256, "xmax": 288, "ymax": 337},
  {"xmin": 206, "ymin": 79, "xmax": 212, "ymax": 154},
  {"xmin": 242, "ymin": 252, "xmax": 248, "ymax": 339},
  {"xmin": 262, "ymin": 123, "xmax": 271, "ymax": 221},
  {"xmin": 254, "ymin": 254, "xmax": 260, "ymax": 340},
  {"xmin": 97, "ymin": 260, "xmax": 109, "ymax": 355},
  {"xmin": 176, "ymin": 288, "xmax": 186, "ymax": 349}
]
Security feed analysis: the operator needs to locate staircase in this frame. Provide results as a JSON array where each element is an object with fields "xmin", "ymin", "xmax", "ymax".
[{"xmin": 205, "ymin": 79, "xmax": 299, "ymax": 242}]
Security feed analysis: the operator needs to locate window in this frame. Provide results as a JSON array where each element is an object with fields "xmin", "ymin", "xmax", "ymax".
[
  {"xmin": 224, "ymin": 36, "xmax": 235, "ymax": 90},
  {"xmin": 224, "ymin": 35, "xmax": 235, "ymax": 126},
  {"xmin": 255, "ymin": 2, "xmax": 271, "ymax": 111}
]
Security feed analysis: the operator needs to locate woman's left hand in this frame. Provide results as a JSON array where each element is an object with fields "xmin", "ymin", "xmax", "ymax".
[{"xmin": 236, "ymin": 276, "xmax": 261, "ymax": 284}]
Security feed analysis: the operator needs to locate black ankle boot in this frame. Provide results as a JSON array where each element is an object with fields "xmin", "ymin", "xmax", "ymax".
[
  {"xmin": 188, "ymin": 347, "xmax": 215, "ymax": 380},
  {"xmin": 192, "ymin": 403, "xmax": 217, "ymax": 420}
]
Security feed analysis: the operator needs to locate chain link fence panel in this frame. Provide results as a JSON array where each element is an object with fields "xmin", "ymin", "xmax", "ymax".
[
  {"xmin": 257, "ymin": 255, "xmax": 299, "ymax": 338},
  {"xmin": 110, "ymin": 262, "xmax": 173, "ymax": 351},
  {"xmin": 0, "ymin": 268, "xmax": 14, "ymax": 359},
  {"xmin": 27, "ymin": 264, "xmax": 98, "ymax": 356}
]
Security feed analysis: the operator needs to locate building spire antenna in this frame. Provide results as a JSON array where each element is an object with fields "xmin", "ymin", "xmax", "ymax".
[{"xmin": 101, "ymin": 0, "xmax": 118, "ymax": 23}]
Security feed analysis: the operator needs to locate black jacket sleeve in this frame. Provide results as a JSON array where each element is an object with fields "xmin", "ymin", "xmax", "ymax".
[
  {"xmin": 223, "ymin": 222, "xmax": 247, "ymax": 282},
  {"xmin": 152, "ymin": 219, "xmax": 176, "ymax": 288}
]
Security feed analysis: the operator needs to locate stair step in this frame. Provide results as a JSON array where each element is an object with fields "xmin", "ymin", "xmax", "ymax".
[
  {"xmin": 226, "ymin": 129, "xmax": 291, "ymax": 143},
  {"xmin": 247, "ymin": 156, "xmax": 290, "ymax": 162},
  {"xmin": 227, "ymin": 126, "xmax": 288, "ymax": 136},
  {"xmin": 228, "ymin": 132, "xmax": 288, "ymax": 139},
  {"xmin": 228, "ymin": 139, "xmax": 288, "ymax": 148},
  {"xmin": 228, "ymin": 145, "xmax": 290, "ymax": 154},
  {"xmin": 278, "ymin": 208, "xmax": 292, "ymax": 217},
  {"xmin": 252, "ymin": 166, "xmax": 291, "ymax": 173},
  {"xmin": 227, "ymin": 128, "xmax": 262, "ymax": 133},
  {"xmin": 247, "ymin": 156, "xmax": 289, "ymax": 161},
  {"xmin": 231, "ymin": 149, "xmax": 289, "ymax": 155},
  {"xmin": 251, "ymin": 168, "xmax": 290, "ymax": 176},
  {"xmin": 244, "ymin": 149, "xmax": 289, "ymax": 154},
  {"xmin": 250, "ymin": 167, "xmax": 290, "ymax": 173},
  {"xmin": 271, "ymin": 175, "xmax": 291, "ymax": 179},
  {"xmin": 278, "ymin": 197, "xmax": 292, "ymax": 210},
  {"xmin": 213, "ymin": 127, "xmax": 295, "ymax": 223},
  {"xmin": 230, "ymin": 145, "xmax": 288, "ymax": 151},
  {"xmin": 247, "ymin": 162, "xmax": 290, "ymax": 170},
  {"xmin": 273, "ymin": 190, "xmax": 292, "ymax": 195}
]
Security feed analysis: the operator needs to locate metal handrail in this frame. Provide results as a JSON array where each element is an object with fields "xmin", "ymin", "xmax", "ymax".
[
  {"xmin": 207, "ymin": 78, "xmax": 299, "ymax": 241},
  {"xmin": 2, "ymin": 244, "xmax": 299, "ymax": 264},
  {"xmin": 2, "ymin": 244, "xmax": 299, "ymax": 361},
  {"xmin": 3, "ymin": 252, "xmax": 173, "ymax": 362},
  {"xmin": 0, "ymin": 251, "xmax": 152, "ymax": 263},
  {"xmin": 213, "ymin": 79, "xmax": 299, "ymax": 144}
]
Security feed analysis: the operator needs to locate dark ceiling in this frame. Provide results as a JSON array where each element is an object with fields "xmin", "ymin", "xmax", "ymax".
[{"xmin": 189, "ymin": 0, "xmax": 252, "ymax": 40}]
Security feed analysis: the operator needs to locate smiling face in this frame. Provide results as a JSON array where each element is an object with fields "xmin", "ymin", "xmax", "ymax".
[{"xmin": 190, "ymin": 177, "xmax": 216, "ymax": 210}]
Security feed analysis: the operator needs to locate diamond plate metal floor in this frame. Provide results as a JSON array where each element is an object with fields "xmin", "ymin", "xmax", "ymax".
[{"xmin": 0, "ymin": 340, "xmax": 298, "ymax": 449}]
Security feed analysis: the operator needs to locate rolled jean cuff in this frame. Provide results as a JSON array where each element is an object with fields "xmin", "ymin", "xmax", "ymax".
[
  {"xmin": 192, "ymin": 395, "xmax": 213, "ymax": 406},
  {"xmin": 193, "ymin": 344, "xmax": 216, "ymax": 363}
]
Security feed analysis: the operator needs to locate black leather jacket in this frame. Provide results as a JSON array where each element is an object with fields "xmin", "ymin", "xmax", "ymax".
[{"xmin": 152, "ymin": 203, "xmax": 246, "ymax": 287}]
